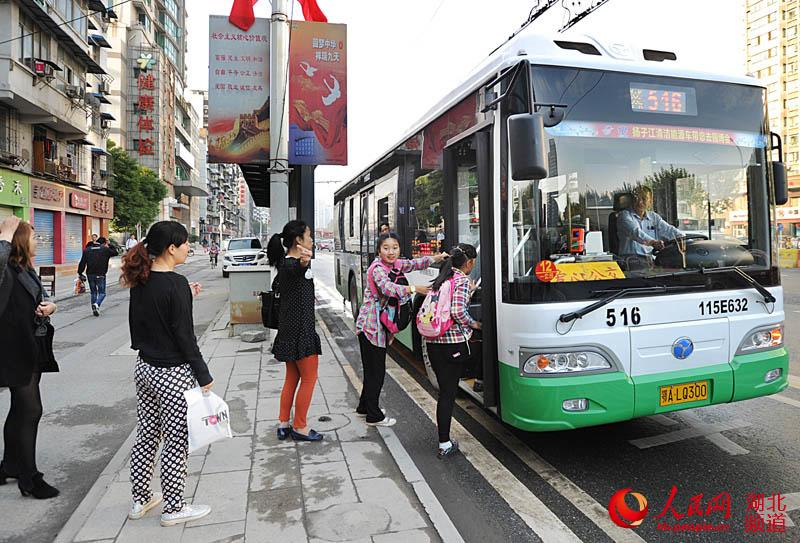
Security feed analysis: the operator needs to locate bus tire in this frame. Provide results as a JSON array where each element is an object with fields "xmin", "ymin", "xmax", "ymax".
[
  {"xmin": 349, "ymin": 275, "xmax": 360, "ymax": 321},
  {"xmin": 421, "ymin": 342, "xmax": 440, "ymax": 391}
]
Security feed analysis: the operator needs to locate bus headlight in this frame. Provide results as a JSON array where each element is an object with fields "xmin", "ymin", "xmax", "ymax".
[
  {"xmin": 522, "ymin": 351, "xmax": 611, "ymax": 374},
  {"xmin": 737, "ymin": 324, "xmax": 783, "ymax": 354}
]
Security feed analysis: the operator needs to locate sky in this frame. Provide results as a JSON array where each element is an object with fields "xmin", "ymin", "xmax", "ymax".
[{"xmin": 186, "ymin": 0, "xmax": 745, "ymax": 203}]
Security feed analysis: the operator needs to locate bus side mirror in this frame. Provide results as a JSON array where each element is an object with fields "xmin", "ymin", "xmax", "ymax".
[
  {"xmin": 773, "ymin": 161, "xmax": 788, "ymax": 205},
  {"xmin": 508, "ymin": 113, "xmax": 548, "ymax": 181}
]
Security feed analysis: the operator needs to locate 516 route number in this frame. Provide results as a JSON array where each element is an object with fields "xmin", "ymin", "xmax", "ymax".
[{"xmin": 606, "ymin": 307, "xmax": 641, "ymax": 327}]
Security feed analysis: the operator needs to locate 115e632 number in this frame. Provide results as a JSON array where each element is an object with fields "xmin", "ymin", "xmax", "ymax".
[{"xmin": 699, "ymin": 298, "xmax": 748, "ymax": 316}]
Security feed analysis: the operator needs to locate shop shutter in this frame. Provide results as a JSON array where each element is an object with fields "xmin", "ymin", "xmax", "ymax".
[
  {"xmin": 33, "ymin": 210, "xmax": 55, "ymax": 265},
  {"xmin": 66, "ymin": 214, "xmax": 84, "ymax": 262}
]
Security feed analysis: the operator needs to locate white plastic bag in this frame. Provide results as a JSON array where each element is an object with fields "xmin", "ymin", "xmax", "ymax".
[{"xmin": 184, "ymin": 387, "xmax": 233, "ymax": 453}]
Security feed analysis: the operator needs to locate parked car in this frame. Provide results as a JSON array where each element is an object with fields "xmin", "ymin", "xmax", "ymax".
[
  {"xmin": 221, "ymin": 237, "xmax": 268, "ymax": 278},
  {"xmin": 316, "ymin": 239, "xmax": 334, "ymax": 251}
]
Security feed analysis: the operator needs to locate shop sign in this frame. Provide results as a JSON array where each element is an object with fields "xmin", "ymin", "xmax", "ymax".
[
  {"xmin": 0, "ymin": 168, "xmax": 29, "ymax": 208},
  {"xmin": 68, "ymin": 191, "xmax": 91, "ymax": 213},
  {"xmin": 30, "ymin": 178, "xmax": 65, "ymax": 210},
  {"xmin": 776, "ymin": 207, "xmax": 800, "ymax": 221},
  {"xmin": 90, "ymin": 193, "xmax": 114, "ymax": 219}
]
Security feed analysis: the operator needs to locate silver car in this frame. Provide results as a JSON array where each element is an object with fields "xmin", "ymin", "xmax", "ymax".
[{"xmin": 221, "ymin": 237, "xmax": 268, "ymax": 277}]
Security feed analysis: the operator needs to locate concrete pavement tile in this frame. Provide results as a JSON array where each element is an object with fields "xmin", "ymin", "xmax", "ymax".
[
  {"xmin": 341, "ymin": 441, "xmax": 396, "ymax": 480},
  {"xmin": 256, "ymin": 396, "xmax": 282, "ymax": 421},
  {"xmin": 225, "ymin": 387, "xmax": 258, "ymax": 409},
  {"xmin": 335, "ymin": 418, "xmax": 379, "ymax": 443},
  {"xmin": 260, "ymin": 364, "xmax": 285, "ymax": 380},
  {"xmin": 230, "ymin": 407, "xmax": 255, "ymax": 436},
  {"xmin": 300, "ymin": 461, "xmax": 357, "ymax": 512},
  {"xmin": 189, "ymin": 445, "xmax": 209, "ymax": 457},
  {"xmin": 254, "ymin": 420, "xmax": 295, "ymax": 450},
  {"xmin": 213, "ymin": 340, "xmax": 240, "ymax": 357},
  {"xmin": 307, "ymin": 503, "xmax": 390, "ymax": 542},
  {"xmin": 250, "ymin": 447, "xmax": 300, "ymax": 491},
  {"xmin": 317, "ymin": 362, "xmax": 345, "ymax": 377},
  {"xmin": 73, "ymin": 481, "xmax": 130, "ymax": 542},
  {"xmin": 372, "ymin": 529, "xmax": 437, "ymax": 543},
  {"xmin": 353, "ymin": 478, "xmax": 427, "ymax": 532},
  {"xmin": 317, "ymin": 376, "xmax": 351, "ymax": 394},
  {"xmin": 181, "ymin": 520, "xmax": 245, "ymax": 543},
  {"xmin": 257, "ymin": 378, "xmax": 285, "ymax": 397},
  {"xmin": 225, "ymin": 373, "xmax": 259, "ymax": 396},
  {"xmin": 202, "ymin": 436, "xmax": 253, "ymax": 474},
  {"xmin": 188, "ymin": 470, "xmax": 249, "ymax": 527},
  {"xmin": 246, "ymin": 487, "xmax": 307, "ymax": 542},
  {"xmin": 187, "ymin": 454, "xmax": 205, "ymax": 475},
  {"xmin": 297, "ymin": 435, "xmax": 345, "ymax": 464},
  {"xmin": 323, "ymin": 392, "xmax": 358, "ymax": 414},
  {"xmin": 115, "ymin": 514, "xmax": 184, "ymax": 543}
]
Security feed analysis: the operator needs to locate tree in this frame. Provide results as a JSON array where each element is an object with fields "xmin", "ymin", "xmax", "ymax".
[{"xmin": 107, "ymin": 140, "xmax": 167, "ymax": 236}]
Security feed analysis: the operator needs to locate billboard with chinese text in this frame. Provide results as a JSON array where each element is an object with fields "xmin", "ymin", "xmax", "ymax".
[
  {"xmin": 127, "ymin": 47, "xmax": 161, "ymax": 174},
  {"xmin": 288, "ymin": 21, "xmax": 347, "ymax": 165},
  {"xmin": 208, "ymin": 16, "xmax": 270, "ymax": 164}
]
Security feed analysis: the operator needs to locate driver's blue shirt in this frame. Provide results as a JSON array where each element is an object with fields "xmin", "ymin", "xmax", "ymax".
[{"xmin": 617, "ymin": 208, "xmax": 682, "ymax": 256}]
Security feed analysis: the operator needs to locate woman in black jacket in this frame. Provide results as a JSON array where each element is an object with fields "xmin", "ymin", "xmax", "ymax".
[{"xmin": 0, "ymin": 215, "xmax": 59, "ymax": 499}]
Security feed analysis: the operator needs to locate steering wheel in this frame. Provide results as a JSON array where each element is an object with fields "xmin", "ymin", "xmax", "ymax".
[{"xmin": 654, "ymin": 233, "xmax": 708, "ymax": 253}]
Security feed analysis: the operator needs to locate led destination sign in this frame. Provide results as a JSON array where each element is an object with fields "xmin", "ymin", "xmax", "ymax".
[{"xmin": 630, "ymin": 83, "xmax": 697, "ymax": 116}]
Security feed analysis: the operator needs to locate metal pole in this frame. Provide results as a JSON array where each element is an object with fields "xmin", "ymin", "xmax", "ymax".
[{"xmin": 269, "ymin": 0, "xmax": 290, "ymax": 236}]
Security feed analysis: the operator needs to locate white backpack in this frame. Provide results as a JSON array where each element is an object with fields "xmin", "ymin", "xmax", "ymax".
[{"xmin": 416, "ymin": 278, "xmax": 455, "ymax": 339}]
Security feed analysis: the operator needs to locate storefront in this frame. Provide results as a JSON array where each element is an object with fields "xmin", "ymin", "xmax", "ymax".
[
  {"xmin": 90, "ymin": 193, "xmax": 114, "ymax": 238},
  {"xmin": 66, "ymin": 188, "xmax": 91, "ymax": 263},
  {"xmin": 30, "ymin": 178, "xmax": 65, "ymax": 267},
  {"xmin": 0, "ymin": 168, "xmax": 30, "ymax": 220}
]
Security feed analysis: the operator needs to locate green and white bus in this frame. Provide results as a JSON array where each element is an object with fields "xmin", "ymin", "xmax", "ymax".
[{"xmin": 333, "ymin": 30, "xmax": 790, "ymax": 431}]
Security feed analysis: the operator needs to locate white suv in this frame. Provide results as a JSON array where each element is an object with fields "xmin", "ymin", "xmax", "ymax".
[{"xmin": 221, "ymin": 237, "xmax": 268, "ymax": 277}]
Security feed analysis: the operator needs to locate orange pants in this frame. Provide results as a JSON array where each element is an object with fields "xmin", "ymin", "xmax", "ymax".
[{"xmin": 278, "ymin": 355, "xmax": 319, "ymax": 429}]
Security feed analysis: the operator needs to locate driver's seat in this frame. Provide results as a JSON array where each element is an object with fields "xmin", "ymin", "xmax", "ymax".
[{"xmin": 607, "ymin": 192, "xmax": 632, "ymax": 255}]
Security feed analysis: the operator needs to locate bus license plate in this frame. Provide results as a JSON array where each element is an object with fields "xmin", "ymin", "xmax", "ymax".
[{"xmin": 659, "ymin": 381, "xmax": 709, "ymax": 407}]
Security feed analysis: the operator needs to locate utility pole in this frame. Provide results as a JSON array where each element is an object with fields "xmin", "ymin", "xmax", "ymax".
[{"xmin": 269, "ymin": 0, "xmax": 290, "ymax": 236}]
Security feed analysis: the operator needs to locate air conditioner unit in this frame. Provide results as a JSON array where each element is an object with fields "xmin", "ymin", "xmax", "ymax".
[
  {"xmin": 98, "ymin": 81, "xmax": 110, "ymax": 94},
  {"xmin": 65, "ymin": 84, "xmax": 80, "ymax": 98}
]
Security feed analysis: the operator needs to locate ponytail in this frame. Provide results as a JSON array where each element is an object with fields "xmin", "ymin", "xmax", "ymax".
[
  {"xmin": 430, "ymin": 243, "xmax": 477, "ymax": 291},
  {"xmin": 121, "ymin": 242, "xmax": 152, "ymax": 288},
  {"xmin": 267, "ymin": 219, "xmax": 310, "ymax": 267}
]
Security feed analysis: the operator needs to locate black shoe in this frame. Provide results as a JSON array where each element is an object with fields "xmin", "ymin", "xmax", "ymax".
[
  {"xmin": 437, "ymin": 440, "xmax": 459, "ymax": 459},
  {"xmin": 277, "ymin": 426, "xmax": 292, "ymax": 440},
  {"xmin": 473, "ymin": 380, "xmax": 484, "ymax": 393},
  {"xmin": 290, "ymin": 429, "xmax": 324, "ymax": 442},
  {"xmin": 0, "ymin": 462, "xmax": 18, "ymax": 485},
  {"xmin": 19, "ymin": 473, "xmax": 59, "ymax": 499}
]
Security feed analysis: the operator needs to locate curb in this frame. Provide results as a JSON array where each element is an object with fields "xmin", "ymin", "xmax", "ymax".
[
  {"xmin": 316, "ymin": 315, "xmax": 465, "ymax": 543},
  {"xmin": 52, "ymin": 303, "xmax": 231, "ymax": 543}
]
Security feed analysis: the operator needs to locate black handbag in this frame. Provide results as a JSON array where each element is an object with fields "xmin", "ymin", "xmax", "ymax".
[{"xmin": 260, "ymin": 273, "xmax": 280, "ymax": 330}]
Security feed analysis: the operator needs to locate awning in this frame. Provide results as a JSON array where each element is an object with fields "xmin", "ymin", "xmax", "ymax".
[
  {"xmin": 100, "ymin": 112, "xmax": 115, "ymax": 120},
  {"xmin": 89, "ymin": 34, "xmax": 112, "ymax": 49},
  {"xmin": 69, "ymin": 138, "xmax": 95, "ymax": 146},
  {"xmin": 238, "ymin": 163, "xmax": 270, "ymax": 207},
  {"xmin": 91, "ymin": 147, "xmax": 109, "ymax": 155},
  {"xmin": 92, "ymin": 93, "xmax": 112, "ymax": 104},
  {"xmin": 88, "ymin": 19, "xmax": 97, "ymax": 30},
  {"xmin": 87, "ymin": 0, "xmax": 107, "ymax": 11}
]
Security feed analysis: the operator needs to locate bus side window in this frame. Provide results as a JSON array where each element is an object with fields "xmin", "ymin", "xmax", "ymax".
[{"xmin": 412, "ymin": 168, "xmax": 446, "ymax": 257}]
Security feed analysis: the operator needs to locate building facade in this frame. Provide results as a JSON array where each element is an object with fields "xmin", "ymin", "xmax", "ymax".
[
  {"xmin": 0, "ymin": 0, "xmax": 115, "ymax": 275},
  {"xmin": 745, "ymin": 0, "xmax": 800, "ymax": 240}
]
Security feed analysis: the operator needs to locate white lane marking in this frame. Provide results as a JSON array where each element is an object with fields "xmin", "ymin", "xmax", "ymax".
[
  {"xmin": 788, "ymin": 374, "xmax": 800, "ymax": 390},
  {"xmin": 455, "ymin": 398, "xmax": 646, "ymax": 543},
  {"xmin": 387, "ymin": 365, "xmax": 581, "ymax": 543},
  {"xmin": 704, "ymin": 433, "xmax": 750, "ymax": 456},
  {"xmin": 769, "ymin": 394, "xmax": 800, "ymax": 409},
  {"xmin": 756, "ymin": 492, "xmax": 799, "ymax": 527},
  {"xmin": 629, "ymin": 419, "xmax": 751, "ymax": 450},
  {"xmin": 649, "ymin": 414, "xmax": 680, "ymax": 427}
]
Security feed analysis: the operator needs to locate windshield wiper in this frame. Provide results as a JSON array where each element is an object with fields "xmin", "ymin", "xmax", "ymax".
[
  {"xmin": 698, "ymin": 266, "xmax": 776, "ymax": 304},
  {"xmin": 558, "ymin": 285, "xmax": 705, "ymax": 324}
]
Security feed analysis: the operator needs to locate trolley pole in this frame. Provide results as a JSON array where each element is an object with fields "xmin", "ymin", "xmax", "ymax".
[{"xmin": 269, "ymin": 0, "xmax": 290, "ymax": 236}]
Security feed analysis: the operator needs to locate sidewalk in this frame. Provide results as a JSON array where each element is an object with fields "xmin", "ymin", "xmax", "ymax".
[
  {"xmin": 52, "ymin": 259, "xmax": 123, "ymax": 303},
  {"xmin": 55, "ymin": 306, "xmax": 460, "ymax": 543}
]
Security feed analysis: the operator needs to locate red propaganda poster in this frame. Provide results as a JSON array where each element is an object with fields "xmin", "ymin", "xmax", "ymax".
[
  {"xmin": 288, "ymin": 21, "xmax": 347, "ymax": 165},
  {"xmin": 421, "ymin": 94, "xmax": 478, "ymax": 170},
  {"xmin": 207, "ymin": 15, "xmax": 270, "ymax": 164}
]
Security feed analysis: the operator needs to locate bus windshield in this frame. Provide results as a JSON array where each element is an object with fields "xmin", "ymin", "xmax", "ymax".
[{"xmin": 506, "ymin": 66, "xmax": 776, "ymax": 302}]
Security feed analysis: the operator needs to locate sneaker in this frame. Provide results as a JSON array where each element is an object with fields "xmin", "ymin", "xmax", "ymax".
[
  {"xmin": 355, "ymin": 408, "xmax": 386, "ymax": 418},
  {"xmin": 128, "ymin": 492, "xmax": 163, "ymax": 520},
  {"xmin": 366, "ymin": 417, "xmax": 396, "ymax": 427},
  {"xmin": 91, "ymin": 304, "xmax": 99, "ymax": 317},
  {"xmin": 437, "ymin": 440, "xmax": 460, "ymax": 459},
  {"xmin": 160, "ymin": 503, "xmax": 211, "ymax": 527}
]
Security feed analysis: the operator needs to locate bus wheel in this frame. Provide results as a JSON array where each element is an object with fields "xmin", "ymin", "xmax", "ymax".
[
  {"xmin": 421, "ymin": 342, "xmax": 440, "ymax": 391},
  {"xmin": 349, "ymin": 276, "xmax": 360, "ymax": 321}
]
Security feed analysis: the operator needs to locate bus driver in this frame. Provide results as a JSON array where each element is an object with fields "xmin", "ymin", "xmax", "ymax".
[{"xmin": 616, "ymin": 185, "xmax": 683, "ymax": 267}]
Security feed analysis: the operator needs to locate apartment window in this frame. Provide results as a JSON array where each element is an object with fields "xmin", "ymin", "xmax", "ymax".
[
  {"xmin": 137, "ymin": 9, "xmax": 152, "ymax": 32},
  {"xmin": 163, "ymin": 0, "xmax": 179, "ymax": 20},
  {"xmin": 786, "ymin": 26, "xmax": 798, "ymax": 38},
  {"xmin": 159, "ymin": 11, "xmax": 180, "ymax": 40}
]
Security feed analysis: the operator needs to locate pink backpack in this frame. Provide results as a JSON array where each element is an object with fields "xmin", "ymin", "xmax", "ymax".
[{"xmin": 415, "ymin": 278, "xmax": 455, "ymax": 339}]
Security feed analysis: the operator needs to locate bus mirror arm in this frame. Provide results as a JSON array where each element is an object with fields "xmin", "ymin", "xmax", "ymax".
[{"xmin": 770, "ymin": 132, "xmax": 788, "ymax": 206}]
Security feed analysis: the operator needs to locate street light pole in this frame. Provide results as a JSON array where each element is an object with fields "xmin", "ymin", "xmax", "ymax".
[{"xmin": 269, "ymin": 0, "xmax": 290, "ymax": 236}]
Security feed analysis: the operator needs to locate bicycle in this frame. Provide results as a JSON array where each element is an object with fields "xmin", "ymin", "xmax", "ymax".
[{"xmin": 210, "ymin": 253, "xmax": 218, "ymax": 269}]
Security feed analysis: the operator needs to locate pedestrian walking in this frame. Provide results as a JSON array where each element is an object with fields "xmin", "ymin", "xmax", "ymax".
[
  {"xmin": 121, "ymin": 221, "xmax": 213, "ymax": 526},
  {"xmin": 85, "ymin": 233, "xmax": 99, "ymax": 249},
  {"xmin": 423, "ymin": 244, "xmax": 480, "ymax": 459},
  {"xmin": 0, "ymin": 216, "xmax": 60, "ymax": 499},
  {"xmin": 77, "ymin": 236, "xmax": 118, "ymax": 317},
  {"xmin": 355, "ymin": 232, "xmax": 446, "ymax": 426},
  {"xmin": 126, "ymin": 234, "xmax": 138, "ymax": 253},
  {"xmin": 268, "ymin": 220, "xmax": 324, "ymax": 442}
]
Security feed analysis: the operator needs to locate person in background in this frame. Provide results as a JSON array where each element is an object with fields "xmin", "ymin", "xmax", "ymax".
[
  {"xmin": 122, "ymin": 221, "xmax": 212, "ymax": 526},
  {"xmin": 126, "ymin": 234, "xmax": 139, "ymax": 253},
  {"xmin": 78, "ymin": 237, "xmax": 119, "ymax": 317},
  {"xmin": 379, "ymin": 223, "xmax": 390, "ymax": 235},
  {"xmin": 616, "ymin": 185, "xmax": 683, "ymax": 269},
  {"xmin": 355, "ymin": 233, "xmax": 446, "ymax": 426},
  {"xmin": 0, "ymin": 216, "xmax": 60, "ymax": 499},
  {"xmin": 85, "ymin": 233, "xmax": 99, "ymax": 249},
  {"xmin": 209, "ymin": 241, "xmax": 219, "ymax": 269},
  {"xmin": 268, "ymin": 220, "xmax": 324, "ymax": 442},
  {"xmin": 424, "ymin": 244, "xmax": 480, "ymax": 459}
]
